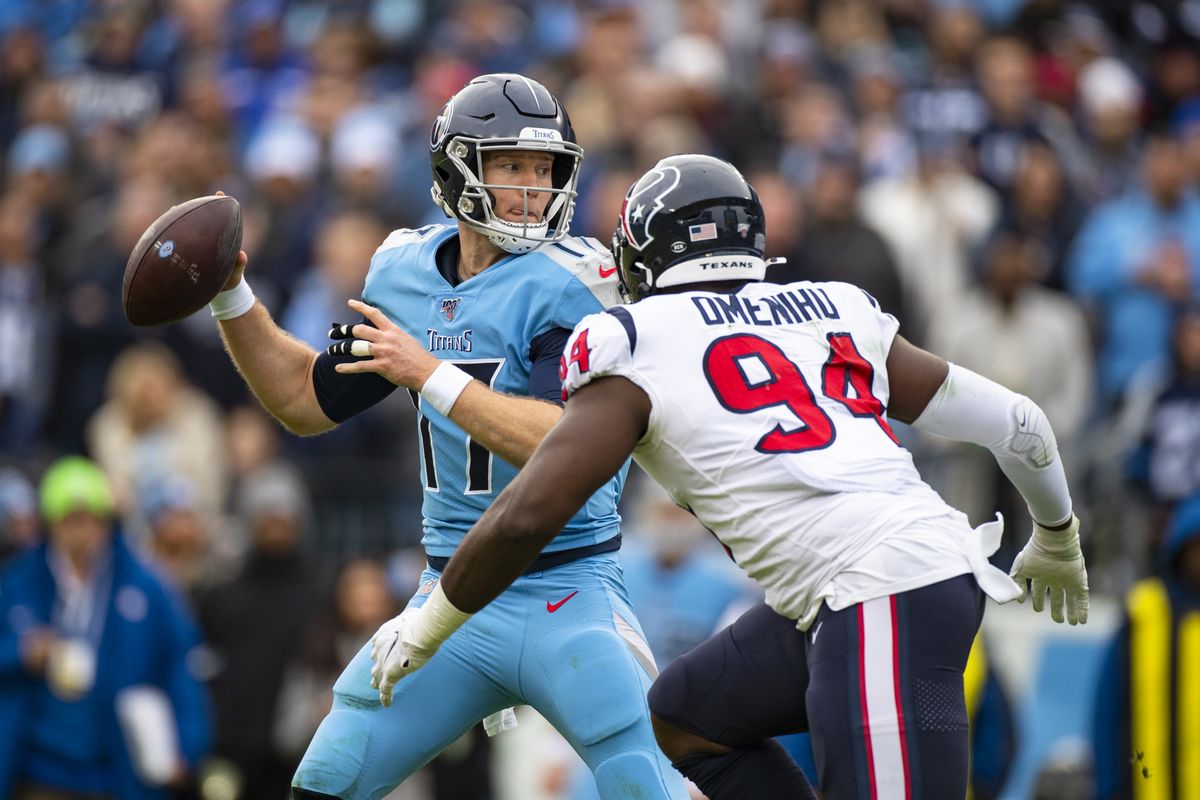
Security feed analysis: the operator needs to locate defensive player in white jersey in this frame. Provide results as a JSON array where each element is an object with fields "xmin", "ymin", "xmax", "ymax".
[
  {"xmin": 370, "ymin": 154, "xmax": 1091, "ymax": 800},
  {"xmin": 207, "ymin": 75, "xmax": 686, "ymax": 799}
]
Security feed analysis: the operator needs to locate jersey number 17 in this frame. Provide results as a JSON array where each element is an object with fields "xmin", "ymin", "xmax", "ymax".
[{"xmin": 408, "ymin": 359, "xmax": 505, "ymax": 493}]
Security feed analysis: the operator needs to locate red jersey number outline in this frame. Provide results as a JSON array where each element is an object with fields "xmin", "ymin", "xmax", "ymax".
[{"xmin": 702, "ymin": 331, "xmax": 898, "ymax": 453}]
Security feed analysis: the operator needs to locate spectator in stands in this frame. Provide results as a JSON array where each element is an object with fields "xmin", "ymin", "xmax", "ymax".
[
  {"xmin": 1067, "ymin": 132, "xmax": 1200, "ymax": 409},
  {"xmin": 778, "ymin": 82, "xmax": 855, "ymax": 191},
  {"xmin": 776, "ymin": 154, "xmax": 908, "ymax": 325},
  {"xmin": 1075, "ymin": 57, "xmax": 1145, "ymax": 204},
  {"xmin": 218, "ymin": 0, "xmax": 307, "ymax": 146},
  {"xmin": 199, "ymin": 466, "xmax": 325, "ymax": 800},
  {"xmin": 902, "ymin": 3, "xmax": 987, "ymax": 146},
  {"xmin": 0, "ymin": 26, "xmax": 47, "ymax": 148},
  {"xmin": 275, "ymin": 559, "xmax": 397, "ymax": 764},
  {"xmin": 141, "ymin": 475, "xmax": 212, "ymax": 605},
  {"xmin": 1093, "ymin": 494, "xmax": 1200, "ymax": 799},
  {"xmin": 282, "ymin": 209, "xmax": 388, "ymax": 350},
  {"xmin": 329, "ymin": 107, "xmax": 406, "ymax": 221},
  {"xmin": 1128, "ymin": 306, "xmax": 1200, "ymax": 554},
  {"xmin": 6, "ymin": 121, "xmax": 72, "ymax": 264},
  {"xmin": 968, "ymin": 35, "xmax": 1078, "ymax": 202},
  {"xmin": 851, "ymin": 50, "xmax": 916, "ymax": 183},
  {"xmin": 85, "ymin": 341, "xmax": 227, "ymax": 527},
  {"xmin": 278, "ymin": 208, "xmax": 412, "ymax": 467},
  {"xmin": 239, "ymin": 118, "xmax": 324, "ymax": 312},
  {"xmin": 997, "ymin": 141, "xmax": 1083, "ymax": 291},
  {"xmin": 927, "ymin": 229, "xmax": 1091, "ymax": 559},
  {"xmin": 47, "ymin": 178, "xmax": 171, "ymax": 451},
  {"xmin": 0, "ymin": 466, "xmax": 38, "ymax": 562},
  {"xmin": 0, "ymin": 191, "xmax": 50, "ymax": 457},
  {"xmin": 0, "ymin": 456, "xmax": 210, "ymax": 799},
  {"xmin": 859, "ymin": 131, "xmax": 999, "ymax": 343}
]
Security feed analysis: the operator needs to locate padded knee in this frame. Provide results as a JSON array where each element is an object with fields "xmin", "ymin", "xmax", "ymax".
[
  {"xmin": 292, "ymin": 709, "xmax": 371, "ymax": 799},
  {"xmin": 593, "ymin": 750, "xmax": 682, "ymax": 799},
  {"xmin": 536, "ymin": 627, "xmax": 650, "ymax": 746}
]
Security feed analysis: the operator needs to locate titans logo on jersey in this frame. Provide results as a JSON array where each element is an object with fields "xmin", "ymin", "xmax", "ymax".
[{"xmin": 365, "ymin": 224, "xmax": 625, "ymax": 557}]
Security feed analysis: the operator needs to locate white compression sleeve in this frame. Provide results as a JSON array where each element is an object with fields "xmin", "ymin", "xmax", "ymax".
[{"xmin": 912, "ymin": 364, "xmax": 1072, "ymax": 526}]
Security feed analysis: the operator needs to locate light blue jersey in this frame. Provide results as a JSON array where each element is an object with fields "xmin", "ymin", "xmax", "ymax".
[
  {"xmin": 296, "ymin": 226, "xmax": 688, "ymax": 799},
  {"xmin": 363, "ymin": 224, "xmax": 627, "ymax": 557}
]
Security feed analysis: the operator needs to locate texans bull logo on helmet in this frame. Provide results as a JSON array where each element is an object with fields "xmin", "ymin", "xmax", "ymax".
[
  {"xmin": 619, "ymin": 164, "xmax": 682, "ymax": 253},
  {"xmin": 611, "ymin": 154, "xmax": 770, "ymax": 303}
]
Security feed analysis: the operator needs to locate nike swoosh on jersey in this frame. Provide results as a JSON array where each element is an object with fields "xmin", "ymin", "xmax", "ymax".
[
  {"xmin": 598, "ymin": 265, "xmax": 617, "ymax": 278},
  {"xmin": 547, "ymin": 591, "xmax": 579, "ymax": 612}
]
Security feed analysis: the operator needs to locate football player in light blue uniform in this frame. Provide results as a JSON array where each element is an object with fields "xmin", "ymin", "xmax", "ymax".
[{"xmin": 207, "ymin": 74, "xmax": 686, "ymax": 800}]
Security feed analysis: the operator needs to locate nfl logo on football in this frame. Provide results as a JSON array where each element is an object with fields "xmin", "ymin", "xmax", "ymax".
[{"xmin": 440, "ymin": 297, "xmax": 462, "ymax": 321}]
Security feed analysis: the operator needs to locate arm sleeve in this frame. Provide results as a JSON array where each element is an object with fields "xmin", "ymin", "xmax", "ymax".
[
  {"xmin": 311, "ymin": 317, "xmax": 398, "ymax": 423},
  {"xmin": 528, "ymin": 327, "xmax": 571, "ymax": 405},
  {"xmin": 912, "ymin": 363, "xmax": 1072, "ymax": 525}
]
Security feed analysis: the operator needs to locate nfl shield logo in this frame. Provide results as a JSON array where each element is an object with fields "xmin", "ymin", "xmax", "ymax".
[{"xmin": 439, "ymin": 297, "xmax": 462, "ymax": 321}]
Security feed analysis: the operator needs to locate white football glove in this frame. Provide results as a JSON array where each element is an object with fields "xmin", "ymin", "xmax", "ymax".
[
  {"xmin": 368, "ymin": 583, "xmax": 471, "ymax": 706},
  {"xmin": 369, "ymin": 608, "xmax": 432, "ymax": 706},
  {"xmin": 1009, "ymin": 514, "xmax": 1089, "ymax": 625}
]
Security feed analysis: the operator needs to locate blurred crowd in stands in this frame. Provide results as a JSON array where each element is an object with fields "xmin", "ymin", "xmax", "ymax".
[{"xmin": 3, "ymin": 0, "xmax": 1200, "ymax": 797}]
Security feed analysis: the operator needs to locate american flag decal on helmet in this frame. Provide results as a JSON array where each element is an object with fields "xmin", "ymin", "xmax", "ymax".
[
  {"xmin": 689, "ymin": 223, "xmax": 718, "ymax": 242},
  {"xmin": 440, "ymin": 297, "xmax": 462, "ymax": 321}
]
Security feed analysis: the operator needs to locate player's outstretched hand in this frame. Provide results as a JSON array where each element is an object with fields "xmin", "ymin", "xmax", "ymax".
[
  {"xmin": 369, "ymin": 607, "xmax": 441, "ymax": 706},
  {"xmin": 1009, "ymin": 515, "xmax": 1089, "ymax": 625},
  {"xmin": 331, "ymin": 298, "xmax": 441, "ymax": 390}
]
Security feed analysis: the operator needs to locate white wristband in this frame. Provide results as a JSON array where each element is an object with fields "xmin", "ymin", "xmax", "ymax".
[
  {"xmin": 412, "ymin": 583, "xmax": 472, "ymax": 648},
  {"xmin": 209, "ymin": 276, "xmax": 256, "ymax": 321},
  {"xmin": 420, "ymin": 362, "xmax": 473, "ymax": 416}
]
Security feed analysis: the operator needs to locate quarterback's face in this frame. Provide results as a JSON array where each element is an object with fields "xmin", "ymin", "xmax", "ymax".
[{"xmin": 482, "ymin": 150, "xmax": 554, "ymax": 224}]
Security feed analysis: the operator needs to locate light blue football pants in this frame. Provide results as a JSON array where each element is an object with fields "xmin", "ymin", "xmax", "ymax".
[{"xmin": 292, "ymin": 553, "xmax": 688, "ymax": 799}]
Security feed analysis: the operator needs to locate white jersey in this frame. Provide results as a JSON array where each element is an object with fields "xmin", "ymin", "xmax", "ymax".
[{"xmin": 562, "ymin": 281, "xmax": 1013, "ymax": 629}]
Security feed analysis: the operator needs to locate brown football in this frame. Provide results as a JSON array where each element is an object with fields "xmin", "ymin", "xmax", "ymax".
[{"xmin": 122, "ymin": 195, "xmax": 242, "ymax": 327}]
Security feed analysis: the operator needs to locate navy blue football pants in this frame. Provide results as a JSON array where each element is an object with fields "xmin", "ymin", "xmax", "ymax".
[{"xmin": 648, "ymin": 574, "xmax": 985, "ymax": 799}]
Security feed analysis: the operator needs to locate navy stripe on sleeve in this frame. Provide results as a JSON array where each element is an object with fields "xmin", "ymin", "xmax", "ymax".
[
  {"xmin": 604, "ymin": 306, "xmax": 637, "ymax": 355},
  {"xmin": 551, "ymin": 242, "xmax": 585, "ymax": 259},
  {"xmin": 528, "ymin": 327, "xmax": 572, "ymax": 405}
]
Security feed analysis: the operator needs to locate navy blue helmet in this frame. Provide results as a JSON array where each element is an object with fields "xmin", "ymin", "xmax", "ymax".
[
  {"xmin": 612, "ymin": 154, "xmax": 767, "ymax": 302},
  {"xmin": 430, "ymin": 73, "xmax": 582, "ymax": 254}
]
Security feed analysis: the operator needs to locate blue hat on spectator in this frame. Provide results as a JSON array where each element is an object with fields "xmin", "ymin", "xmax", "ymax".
[
  {"xmin": 139, "ymin": 475, "xmax": 198, "ymax": 527},
  {"xmin": 238, "ymin": 466, "xmax": 310, "ymax": 521},
  {"xmin": 0, "ymin": 467, "xmax": 36, "ymax": 527},
  {"xmin": 8, "ymin": 124, "xmax": 69, "ymax": 176}
]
